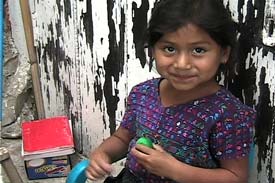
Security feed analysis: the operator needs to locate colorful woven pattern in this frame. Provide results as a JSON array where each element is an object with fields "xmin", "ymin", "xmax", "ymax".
[{"xmin": 121, "ymin": 78, "xmax": 255, "ymax": 182}]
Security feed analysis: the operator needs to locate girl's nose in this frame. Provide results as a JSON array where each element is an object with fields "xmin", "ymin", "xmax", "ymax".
[{"xmin": 174, "ymin": 53, "xmax": 192, "ymax": 70}]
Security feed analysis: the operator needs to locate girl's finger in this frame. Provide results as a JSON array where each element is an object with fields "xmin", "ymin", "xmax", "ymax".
[
  {"xmin": 153, "ymin": 144, "xmax": 165, "ymax": 152},
  {"xmin": 86, "ymin": 163, "xmax": 108, "ymax": 179},
  {"xmin": 100, "ymin": 161, "xmax": 113, "ymax": 174},
  {"xmin": 135, "ymin": 144, "xmax": 154, "ymax": 154},
  {"xmin": 131, "ymin": 146, "xmax": 149, "ymax": 159}
]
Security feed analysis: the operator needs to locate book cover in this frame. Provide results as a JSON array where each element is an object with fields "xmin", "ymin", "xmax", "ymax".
[{"xmin": 22, "ymin": 116, "xmax": 75, "ymax": 160}]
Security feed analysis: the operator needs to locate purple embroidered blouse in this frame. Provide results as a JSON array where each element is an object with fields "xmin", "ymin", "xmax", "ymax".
[{"xmin": 120, "ymin": 78, "xmax": 255, "ymax": 182}]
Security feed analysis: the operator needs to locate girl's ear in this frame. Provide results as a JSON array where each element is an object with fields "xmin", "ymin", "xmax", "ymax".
[{"xmin": 221, "ymin": 46, "xmax": 231, "ymax": 64}]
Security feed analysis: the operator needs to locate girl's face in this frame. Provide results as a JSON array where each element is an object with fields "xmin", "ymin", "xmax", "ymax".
[{"xmin": 152, "ymin": 23, "xmax": 230, "ymax": 92}]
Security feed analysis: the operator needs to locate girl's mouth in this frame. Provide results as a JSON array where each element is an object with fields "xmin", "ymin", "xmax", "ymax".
[{"xmin": 171, "ymin": 73, "xmax": 197, "ymax": 82}]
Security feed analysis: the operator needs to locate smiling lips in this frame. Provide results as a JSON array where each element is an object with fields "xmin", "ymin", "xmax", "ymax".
[{"xmin": 171, "ymin": 73, "xmax": 197, "ymax": 82}]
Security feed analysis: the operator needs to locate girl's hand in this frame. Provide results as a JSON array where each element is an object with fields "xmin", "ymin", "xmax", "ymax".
[
  {"xmin": 85, "ymin": 149, "xmax": 113, "ymax": 181},
  {"xmin": 131, "ymin": 144, "xmax": 177, "ymax": 178}
]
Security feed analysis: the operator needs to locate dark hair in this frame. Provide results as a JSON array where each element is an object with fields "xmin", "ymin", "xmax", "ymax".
[{"xmin": 146, "ymin": 0, "xmax": 238, "ymax": 80}]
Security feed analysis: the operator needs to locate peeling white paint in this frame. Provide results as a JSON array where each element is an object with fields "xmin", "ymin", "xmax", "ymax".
[
  {"xmin": 92, "ymin": 1, "xmax": 109, "ymax": 60},
  {"xmin": 253, "ymin": 48, "xmax": 275, "ymax": 106},
  {"xmin": 112, "ymin": 1, "xmax": 122, "ymax": 44},
  {"xmin": 224, "ymin": 0, "xmax": 239, "ymax": 22},
  {"xmin": 263, "ymin": 0, "xmax": 275, "ymax": 47},
  {"xmin": 133, "ymin": 0, "xmax": 142, "ymax": 8},
  {"xmin": 255, "ymin": 136, "xmax": 274, "ymax": 182},
  {"xmin": 77, "ymin": 1, "xmax": 111, "ymax": 152}
]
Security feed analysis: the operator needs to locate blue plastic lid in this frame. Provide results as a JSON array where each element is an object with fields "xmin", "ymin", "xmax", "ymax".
[{"xmin": 66, "ymin": 159, "xmax": 90, "ymax": 183}]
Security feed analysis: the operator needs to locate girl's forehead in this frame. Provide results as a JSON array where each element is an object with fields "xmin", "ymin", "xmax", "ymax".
[{"xmin": 160, "ymin": 24, "xmax": 216, "ymax": 45}]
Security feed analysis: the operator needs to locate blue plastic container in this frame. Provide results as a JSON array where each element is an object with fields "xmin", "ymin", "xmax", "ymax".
[{"xmin": 66, "ymin": 159, "xmax": 90, "ymax": 183}]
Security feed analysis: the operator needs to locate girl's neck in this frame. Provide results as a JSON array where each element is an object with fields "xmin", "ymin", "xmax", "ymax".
[{"xmin": 159, "ymin": 78, "xmax": 220, "ymax": 107}]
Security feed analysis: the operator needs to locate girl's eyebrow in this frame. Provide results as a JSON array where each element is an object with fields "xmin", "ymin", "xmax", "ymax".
[
  {"xmin": 189, "ymin": 41, "xmax": 211, "ymax": 45},
  {"xmin": 159, "ymin": 39, "xmax": 211, "ymax": 46},
  {"xmin": 157, "ymin": 39, "xmax": 174, "ymax": 44}
]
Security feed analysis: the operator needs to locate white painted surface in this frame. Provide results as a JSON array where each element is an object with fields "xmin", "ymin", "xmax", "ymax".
[
  {"xmin": 8, "ymin": 0, "xmax": 29, "ymax": 66},
  {"xmin": 263, "ymin": 0, "xmax": 275, "ymax": 46}
]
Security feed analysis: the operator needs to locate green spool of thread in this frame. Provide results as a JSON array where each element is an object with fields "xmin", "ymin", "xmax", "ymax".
[{"xmin": 136, "ymin": 137, "xmax": 153, "ymax": 148}]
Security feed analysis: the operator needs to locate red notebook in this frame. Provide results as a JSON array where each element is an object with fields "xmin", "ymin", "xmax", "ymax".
[{"xmin": 22, "ymin": 116, "xmax": 75, "ymax": 160}]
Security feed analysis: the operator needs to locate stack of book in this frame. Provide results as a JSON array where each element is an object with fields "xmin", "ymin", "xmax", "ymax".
[{"xmin": 21, "ymin": 116, "xmax": 75, "ymax": 179}]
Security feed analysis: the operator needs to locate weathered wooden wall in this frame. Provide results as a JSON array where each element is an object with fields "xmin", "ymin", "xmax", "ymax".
[{"xmin": 14, "ymin": 0, "xmax": 275, "ymax": 182}]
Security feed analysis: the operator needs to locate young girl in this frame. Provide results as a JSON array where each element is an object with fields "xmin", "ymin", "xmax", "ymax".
[{"xmin": 86, "ymin": 0, "xmax": 256, "ymax": 182}]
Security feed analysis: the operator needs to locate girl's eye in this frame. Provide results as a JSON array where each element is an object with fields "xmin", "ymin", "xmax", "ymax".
[
  {"xmin": 164, "ymin": 46, "xmax": 176, "ymax": 54},
  {"xmin": 193, "ymin": 47, "xmax": 206, "ymax": 55}
]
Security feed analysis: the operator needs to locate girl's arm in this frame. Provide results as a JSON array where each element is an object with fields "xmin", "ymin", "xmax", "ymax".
[
  {"xmin": 171, "ymin": 156, "xmax": 249, "ymax": 183},
  {"xmin": 132, "ymin": 144, "xmax": 249, "ymax": 183},
  {"xmin": 96, "ymin": 126, "xmax": 133, "ymax": 162},
  {"xmin": 86, "ymin": 126, "xmax": 132, "ymax": 180}
]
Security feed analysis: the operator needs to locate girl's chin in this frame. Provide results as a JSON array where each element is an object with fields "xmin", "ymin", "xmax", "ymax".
[{"xmin": 169, "ymin": 81, "xmax": 197, "ymax": 91}]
